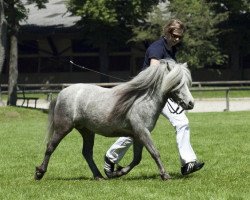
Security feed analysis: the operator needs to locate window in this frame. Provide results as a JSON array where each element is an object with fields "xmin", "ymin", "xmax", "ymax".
[
  {"xmin": 243, "ymin": 54, "xmax": 250, "ymax": 69},
  {"xmin": 19, "ymin": 40, "xmax": 39, "ymax": 55},
  {"xmin": 40, "ymin": 57, "xmax": 71, "ymax": 73},
  {"xmin": 71, "ymin": 39, "xmax": 98, "ymax": 53},
  {"xmin": 18, "ymin": 58, "xmax": 39, "ymax": 73},
  {"xmin": 71, "ymin": 56, "xmax": 100, "ymax": 72},
  {"xmin": 109, "ymin": 56, "xmax": 130, "ymax": 71}
]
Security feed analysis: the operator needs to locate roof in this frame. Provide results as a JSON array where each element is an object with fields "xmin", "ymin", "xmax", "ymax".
[{"xmin": 20, "ymin": 0, "xmax": 81, "ymax": 31}]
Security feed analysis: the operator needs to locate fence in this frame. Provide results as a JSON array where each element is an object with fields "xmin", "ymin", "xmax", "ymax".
[
  {"xmin": 1, "ymin": 81, "xmax": 250, "ymax": 111},
  {"xmin": 1, "ymin": 80, "xmax": 250, "ymax": 91}
]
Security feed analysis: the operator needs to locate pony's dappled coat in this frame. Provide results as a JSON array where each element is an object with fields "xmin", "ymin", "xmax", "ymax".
[{"xmin": 35, "ymin": 59, "xmax": 194, "ymax": 181}]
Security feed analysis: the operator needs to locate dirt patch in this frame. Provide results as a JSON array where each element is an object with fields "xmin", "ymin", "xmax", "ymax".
[{"xmin": 5, "ymin": 111, "xmax": 21, "ymax": 118}]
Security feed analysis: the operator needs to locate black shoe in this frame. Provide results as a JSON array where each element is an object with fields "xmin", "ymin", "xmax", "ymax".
[
  {"xmin": 181, "ymin": 161, "xmax": 204, "ymax": 175},
  {"xmin": 104, "ymin": 156, "xmax": 115, "ymax": 177}
]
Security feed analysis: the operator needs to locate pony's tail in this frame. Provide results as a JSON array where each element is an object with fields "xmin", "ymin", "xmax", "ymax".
[{"xmin": 45, "ymin": 98, "xmax": 57, "ymax": 144}]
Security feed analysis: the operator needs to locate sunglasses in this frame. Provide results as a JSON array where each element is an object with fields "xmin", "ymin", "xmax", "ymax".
[{"xmin": 171, "ymin": 33, "xmax": 183, "ymax": 40}]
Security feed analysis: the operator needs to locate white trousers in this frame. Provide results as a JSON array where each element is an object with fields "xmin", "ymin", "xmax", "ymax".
[{"xmin": 106, "ymin": 100, "xmax": 197, "ymax": 166}]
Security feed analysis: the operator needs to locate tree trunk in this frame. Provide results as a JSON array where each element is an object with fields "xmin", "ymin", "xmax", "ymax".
[
  {"xmin": 99, "ymin": 40, "xmax": 109, "ymax": 83},
  {"xmin": 0, "ymin": 0, "xmax": 7, "ymax": 106},
  {"xmin": 8, "ymin": 33, "xmax": 18, "ymax": 106}
]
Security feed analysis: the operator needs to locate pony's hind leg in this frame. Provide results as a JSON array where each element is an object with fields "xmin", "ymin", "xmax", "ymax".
[
  {"xmin": 35, "ymin": 120, "xmax": 73, "ymax": 180},
  {"xmin": 77, "ymin": 128, "xmax": 104, "ymax": 180},
  {"xmin": 112, "ymin": 140, "xmax": 144, "ymax": 178}
]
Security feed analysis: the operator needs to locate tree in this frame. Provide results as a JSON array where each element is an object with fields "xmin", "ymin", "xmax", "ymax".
[
  {"xmin": 67, "ymin": 0, "xmax": 160, "ymax": 82},
  {"xmin": 169, "ymin": 0, "xmax": 228, "ymax": 68},
  {"xmin": 129, "ymin": 2, "xmax": 171, "ymax": 47},
  {"xmin": 211, "ymin": 0, "xmax": 250, "ymax": 79},
  {"xmin": 130, "ymin": 0, "xmax": 228, "ymax": 69},
  {"xmin": 0, "ymin": 0, "xmax": 7, "ymax": 106},
  {"xmin": 4, "ymin": 0, "xmax": 47, "ymax": 105}
]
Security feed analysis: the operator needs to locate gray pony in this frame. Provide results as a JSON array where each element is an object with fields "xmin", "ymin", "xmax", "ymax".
[{"xmin": 35, "ymin": 59, "xmax": 194, "ymax": 181}]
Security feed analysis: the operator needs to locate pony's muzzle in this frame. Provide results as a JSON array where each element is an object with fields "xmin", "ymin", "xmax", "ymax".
[
  {"xmin": 180, "ymin": 100, "xmax": 194, "ymax": 110},
  {"xmin": 188, "ymin": 101, "xmax": 194, "ymax": 109}
]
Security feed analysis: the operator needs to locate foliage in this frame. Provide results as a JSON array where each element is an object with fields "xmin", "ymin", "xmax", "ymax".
[
  {"xmin": 211, "ymin": 0, "xmax": 250, "ymax": 14},
  {"xmin": 66, "ymin": 0, "xmax": 160, "ymax": 48},
  {"xmin": 67, "ymin": 0, "xmax": 159, "ymax": 25},
  {"xmin": 211, "ymin": 0, "xmax": 250, "ymax": 57},
  {"xmin": 0, "ymin": 106, "xmax": 250, "ymax": 199},
  {"xmin": 129, "ymin": 2, "xmax": 171, "ymax": 43},
  {"xmin": 4, "ymin": 0, "xmax": 48, "ymax": 30},
  {"xmin": 169, "ymin": 0, "xmax": 228, "ymax": 68},
  {"xmin": 130, "ymin": 0, "xmax": 228, "ymax": 69}
]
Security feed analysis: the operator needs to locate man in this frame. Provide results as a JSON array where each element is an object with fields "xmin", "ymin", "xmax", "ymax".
[{"xmin": 104, "ymin": 19, "xmax": 204, "ymax": 177}]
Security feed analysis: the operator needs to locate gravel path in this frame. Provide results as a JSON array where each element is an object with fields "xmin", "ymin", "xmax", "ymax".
[{"xmin": 189, "ymin": 98, "xmax": 250, "ymax": 112}]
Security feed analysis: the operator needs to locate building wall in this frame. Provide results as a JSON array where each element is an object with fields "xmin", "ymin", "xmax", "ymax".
[
  {"xmin": 1, "ymin": 32, "xmax": 249, "ymax": 84},
  {"xmin": 2, "ymin": 69, "xmax": 250, "ymax": 84}
]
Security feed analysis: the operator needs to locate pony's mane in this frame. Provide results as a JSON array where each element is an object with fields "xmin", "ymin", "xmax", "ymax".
[
  {"xmin": 171, "ymin": 62, "xmax": 192, "ymax": 91},
  {"xmin": 109, "ymin": 64, "xmax": 166, "ymax": 120},
  {"xmin": 160, "ymin": 59, "xmax": 192, "ymax": 92},
  {"xmin": 109, "ymin": 60, "xmax": 192, "ymax": 121}
]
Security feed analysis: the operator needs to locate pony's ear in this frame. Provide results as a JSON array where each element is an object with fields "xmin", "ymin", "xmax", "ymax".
[{"xmin": 183, "ymin": 62, "xmax": 188, "ymax": 68}]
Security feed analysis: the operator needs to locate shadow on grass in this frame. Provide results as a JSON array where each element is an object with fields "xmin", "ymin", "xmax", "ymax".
[
  {"xmin": 50, "ymin": 174, "xmax": 192, "ymax": 182},
  {"xmin": 122, "ymin": 172, "xmax": 193, "ymax": 181},
  {"xmin": 44, "ymin": 172, "xmax": 194, "ymax": 182},
  {"xmin": 46, "ymin": 176, "xmax": 93, "ymax": 181}
]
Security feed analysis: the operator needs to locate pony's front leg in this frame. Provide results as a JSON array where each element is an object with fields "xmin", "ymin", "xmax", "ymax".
[{"xmin": 131, "ymin": 122, "xmax": 171, "ymax": 180}]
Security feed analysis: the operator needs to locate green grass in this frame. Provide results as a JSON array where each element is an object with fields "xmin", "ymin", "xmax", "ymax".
[{"xmin": 0, "ymin": 107, "xmax": 249, "ymax": 199}]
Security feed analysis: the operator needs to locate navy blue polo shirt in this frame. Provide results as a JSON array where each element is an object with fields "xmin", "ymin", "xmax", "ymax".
[{"xmin": 143, "ymin": 37, "xmax": 177, "ymax": 69}]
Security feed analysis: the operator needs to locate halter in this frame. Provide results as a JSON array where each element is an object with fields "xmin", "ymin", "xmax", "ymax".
[{"xmin": 166, "ymin": 99, "xmax": 184, "ymax": 114}]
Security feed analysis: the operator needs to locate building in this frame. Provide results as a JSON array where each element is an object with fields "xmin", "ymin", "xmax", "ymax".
[
  {"xmin": 2, "ymin": 0, "xmax": 144, "ymax": 84},
  {"xmin": 1, "ymin": 0, "xmax": 249, "ymax": 84}
]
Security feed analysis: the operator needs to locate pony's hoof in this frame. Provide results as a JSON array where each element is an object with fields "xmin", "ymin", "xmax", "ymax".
[
  {"xmin": 34, "ymin": 167, "xmax": 45, "ymax": 180},
  {"xmin": 161, "ymin": 173, "xmax": 171, "ymax": 180},
  {"xmin": 116, "ymin": 164, "xmax": 124, "ymax": 171},
  {"xmin": 34, "ymin": 171, "xmax": 44, "ymax": 180},
  {"xmin": 116, "ymin": 168, "xmax": 128, "ymax": 177},
  {"xmin": 105, "ymin": 171, "xmax": 117, "ymax": 179}
]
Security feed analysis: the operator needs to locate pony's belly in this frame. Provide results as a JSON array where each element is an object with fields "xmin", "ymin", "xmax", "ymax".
[
  {"xmin": 86, "ymin": 124, "xmax": 132, "ymax": 137},
  {"xmin": 97, "ymin": 129, "xmax": 132, "ymax": 137},
  {"xmin": 74, "ymin": 117, "xmax": 132, "ymax": 137}
]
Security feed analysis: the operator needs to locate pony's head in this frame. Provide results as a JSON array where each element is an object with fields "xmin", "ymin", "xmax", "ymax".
[{"xmin": 161, "ymin": 60, "xmax": 194, "ymax": 110}]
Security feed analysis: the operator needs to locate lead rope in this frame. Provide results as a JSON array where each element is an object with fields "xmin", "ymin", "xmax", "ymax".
[{"xmin": 70, "ymin": 60, "xmax": 127, "ymax": 82}]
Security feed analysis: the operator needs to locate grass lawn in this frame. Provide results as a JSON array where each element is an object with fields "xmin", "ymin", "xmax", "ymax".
[{"xmin": 0, "ymin": 106, "xmax": 249, "ymax": 200}]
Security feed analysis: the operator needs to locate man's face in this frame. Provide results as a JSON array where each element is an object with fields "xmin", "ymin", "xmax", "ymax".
[{"xmin": 167, "ymin": 29, "xmax": 183, "ymax": 46}]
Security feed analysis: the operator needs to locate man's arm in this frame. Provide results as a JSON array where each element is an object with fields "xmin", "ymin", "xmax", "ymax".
[{"xmin": 150, "ymin": 58, "xmax": 160, "ymax": 66}]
